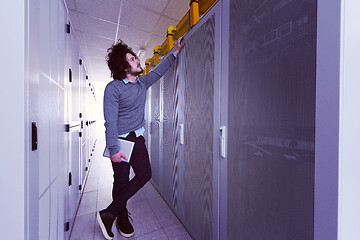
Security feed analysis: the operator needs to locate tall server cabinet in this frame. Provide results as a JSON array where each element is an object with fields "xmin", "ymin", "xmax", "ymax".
[
  {"xmin": 26, "ymin": 0, "xmax": 97, "ymax": 239},
  {"xmin": 67, "ymin": 31, "xmax": 82, "ymax": 237},
  {"xmin": 226, "ymin": 0, "xmax": 316, "ymax": 239},
  {"xmin": 148, "ymin": 4, "xmax": 221, "ymax": 239},
  {"xmin": 26, "ymin": 0, "xmax": 70, "ymax": 239}
]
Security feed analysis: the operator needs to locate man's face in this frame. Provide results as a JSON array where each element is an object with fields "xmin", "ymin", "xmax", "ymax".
[{"xmin": 125, "ymin": 53, "xmax": 143, "ymax": 76}]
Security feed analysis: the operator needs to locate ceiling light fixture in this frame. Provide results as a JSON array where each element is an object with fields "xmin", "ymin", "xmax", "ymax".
[{"xmin": 137, "ymin": 48, "xmax": 145, "ymax": 58}]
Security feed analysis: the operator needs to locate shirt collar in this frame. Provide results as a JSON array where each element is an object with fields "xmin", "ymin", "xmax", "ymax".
[{"xmin": 121, "ymin": 77, "xmax": 139, "ymax": 84}]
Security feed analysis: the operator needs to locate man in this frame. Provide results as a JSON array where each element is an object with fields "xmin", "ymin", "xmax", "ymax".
[{"xmin": 97, "ymin": 36, "xmax": 185, "ymax": 240}]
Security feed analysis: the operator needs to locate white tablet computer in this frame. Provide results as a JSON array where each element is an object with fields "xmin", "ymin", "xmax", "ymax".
[{"xmin": 103, "ymin": 138, "xmax": 135, "ymax": 162}]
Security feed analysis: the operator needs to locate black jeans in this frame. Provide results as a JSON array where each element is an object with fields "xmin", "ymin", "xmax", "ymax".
[{"xmin": 106, "ymin": 132, "xmax": 152, "ymax": 217}]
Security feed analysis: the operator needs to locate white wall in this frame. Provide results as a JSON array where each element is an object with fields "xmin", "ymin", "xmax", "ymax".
[
  {"xmin": 0, "ymin": 1, "xmax": 25, "ymax": 239},
  {"xmin": 338, "ymin": 0, "xmax": 360, "ymax": 239},
  {"xmin": 315, "ymin": 0, "xmax": 341, "ymax": 238}
]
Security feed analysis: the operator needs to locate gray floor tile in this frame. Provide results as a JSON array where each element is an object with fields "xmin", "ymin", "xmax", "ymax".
[
  {"xmin": 133, "ymin": 229, "xmax": 168, "ymax": 240},
  {"xmin": 163, "ymin": 222, "xmax": 193, "ymax": 240},
  {"xmin": 88, "ymin": 163, "xmax": 101, "ymax": 179},
  {"xmin": 100, "ymin": 158, "xmax": 113, "ymax": 172},
  {"xmin": 112, "ymin": 225, "xmax": 136, "ymax": 240},
  {"xmin": 126, "ymin": 200, "xmax": 162, "ymax": 237},
  {"xmin": 128, "ymin": 190, "xmax": 147, "ymax": 204},
  {"xmin": 131, "ymin": 213, "xmax": 162, "ymax": 238},
  {"xmin": 148, "ymin": 196, "xmax": 179, "ymax": 228},
  {"xmin": 97, "ymin": 187, "xmax": 112, "ymax": 211},
  {"xmin": 70, "ymin": 212, "xmax": 95, "ymax": 240},
  {"xmin": 127, "ymin": 198, "xmax": 153, "ymax": 215},
  {"xmin": 77, "ymin": 191, "xmax": 98, "ymax": 217},
  {"xmin": 98, "ymin": 174, "xmax": 114, "ymax": 190},
  {"xmin": 139, "ymin": 182, "xmax": 161, "ymax": 199},
  {"xmin": 84, "ymin": 176, "xmax": 99, "ymax": 193},
  {"xmin": 94, "ymin": 222, "xmax": 109, "ymax": 240}
]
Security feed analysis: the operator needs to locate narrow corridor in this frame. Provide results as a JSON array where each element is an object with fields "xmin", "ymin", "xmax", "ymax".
[{"xmin": 69, "ymin": 139, "xmax": 192, "ymax": 240}]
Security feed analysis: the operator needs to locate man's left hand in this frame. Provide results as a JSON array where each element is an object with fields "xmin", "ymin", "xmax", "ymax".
[{"xmin": 174, "ymin": 36, "xmax": 185, "ymax": 56}]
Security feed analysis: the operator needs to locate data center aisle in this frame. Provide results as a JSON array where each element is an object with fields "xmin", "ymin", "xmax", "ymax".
[{"xmin": 70, "ymin": 139, "xmax": 192, "ymax": 240}]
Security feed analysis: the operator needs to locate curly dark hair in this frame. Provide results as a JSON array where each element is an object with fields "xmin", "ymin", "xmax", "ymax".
[{"xmin": 106, "ymin": 40, "xmax": 136, "ymax": 80}]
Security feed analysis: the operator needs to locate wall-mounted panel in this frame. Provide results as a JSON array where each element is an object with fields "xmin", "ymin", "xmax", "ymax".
[
  {"xmin": 49, "ymin": 178, "xmax": 59, "ymax": 240},
  {"xmin": 70, "ymin": 38, "xmax": 80, "ymax": 122},
  {"xmin": 57, "ymin": 170, "xmax": 66, "ymax": 240},
  {"xmin": 58, "ymin": 2, "xmax": 67, "ymax": 88},
  {"xmin": 81, "ymin": 142, "xmax": 88, "ymax": 184},
  {"xmin": 50, "ymin": 83, "xmax": 59, "ymax": 181},
  {"xmin": 58, "ymin": 88, "xmax": 66, "ymax": 174},
  {"xmin": 38, "ymin": 74, "xmax": 51, "ymax": 195},
  {"xmin": 50, "ymin": 0, "xmax": 60, "ymax": 80},
  {"xmin": 69, "ymin": 130, "xmax": 81, "ymax": 218},
  {"xmin": 39, "ymin": 0, "xmax": 50, "ymax": 76},
  {"xmin": 39, "ymin": 190, "xmax": 50, "ymax": 240},
  {"xmin": 227, "ymin": 0, "xmax": 316, "ymax": 239}
]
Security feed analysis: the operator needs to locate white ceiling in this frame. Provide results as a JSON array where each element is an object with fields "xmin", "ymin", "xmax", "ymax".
[{"xmin": 64, "ymin": 0, "xmax": 189, "ymax": 89}]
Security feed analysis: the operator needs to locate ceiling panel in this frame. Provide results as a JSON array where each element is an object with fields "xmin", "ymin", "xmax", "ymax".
[
  {"xmin": 164, "ymin": 0, "xmax": 190, "ymax": 20},
  {"xmin": 125, "ymin": 43, "xmax": 141, "ymax": 56},
  {"xmin": 75, "ymin": 0, "xmax": 121, "ymax": 23},
  {"xmin": 82, "ymin": 32, "xmax": 114, "ymax": 50},
  {"xmin": 74, "ymin": 30, "xmax": 86, "ymax": 45},
  {"xmin": 79, "ymin": 45, "xmax": 89, "ymax": 55},
  {"xmin": 78, "ymin": 13, "xmax": 117, "ymax": 39},
  {"xmin": 92, "ymin": 65, "xmax": 111, "ymax": 75},
  {"xmin": 128, "ymin": 0, "xmax": 170, "ymax": 14},
  {"xmin": 64, "ymin": 0, "xmax": 76, "ymax": 10},
  {"xmin": 150, "ymin": 15, "xmax": 178, "ymax": 37},
  {"xmin": 145, "ymin": 35, "xmax": 166, "ymax": 50},
  {"xmin": 68, "ymin": 10, "xmax": 81, "ymax": 30},
  {"xmin": 78, "ymin": 50, "xmax": 88, "ymax": 59},
  {"xmin": 86, "ymin": 46, "xmax": 110, "ymax": 59},
  {"xmin": 119, "ymin": 1, "xmax": 161, "ymax": 33},
  {"xmin": 116, "ymin": 25, "xmax": 152, "ymax": 48},
  {"xmin": 90, "ymin": 56, "xmax": 108, "ymax": 66}
]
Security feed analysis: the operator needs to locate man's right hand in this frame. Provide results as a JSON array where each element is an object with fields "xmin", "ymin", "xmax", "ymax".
[{"xmin": 110, "ymin": 151, "xmax": 128, "ymax": 162}]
